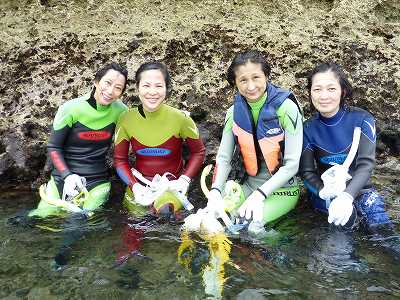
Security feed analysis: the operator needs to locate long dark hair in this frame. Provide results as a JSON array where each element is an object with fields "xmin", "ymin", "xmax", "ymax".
[
  {"xmin": 307, "ymin": 62, "xmax": 353, "ymax": 109},
  {"xmin": 226, "ymin": 50, "xmax": 271, "ymax": 87},
  {"xmin": 135, "ymin": 61, "xmax": 172, "ymax": 96}
]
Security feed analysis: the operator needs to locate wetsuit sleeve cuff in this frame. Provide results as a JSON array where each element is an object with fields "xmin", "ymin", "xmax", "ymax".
[{"xmin": 61, "ymin": 170, "xmax": 73, "ymax": 180}]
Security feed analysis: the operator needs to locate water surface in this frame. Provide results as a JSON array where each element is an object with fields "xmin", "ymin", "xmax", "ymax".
[{"xmin": 1, "ymin": 191, "xmax": 399, "ymax": 299}]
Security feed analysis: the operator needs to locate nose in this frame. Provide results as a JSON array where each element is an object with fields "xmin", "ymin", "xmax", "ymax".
[
  {"xmin": 104, "ymin": 84, "xmax": 113, "ymax": 95},
  {"xmin": 148, "ymin": 87, "xmax": 158, "ymax": 95},
  {"xmin": 247, "ymin": 80, "xmax": 256, "ymax": 91},
  {"xmin": 320, "ymin": 89, "xmax": 329, "ymax": 99}
]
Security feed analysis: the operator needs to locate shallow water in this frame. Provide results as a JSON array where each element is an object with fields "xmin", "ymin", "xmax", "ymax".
[{"xmin": 1, "ymin": 191, "xmax": 400, "ymax": 299}]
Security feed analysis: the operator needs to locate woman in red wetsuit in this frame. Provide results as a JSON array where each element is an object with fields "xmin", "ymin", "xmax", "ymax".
[{"xmin": 114, "ymin": 61, "xmax": 205, "ymax": 220}]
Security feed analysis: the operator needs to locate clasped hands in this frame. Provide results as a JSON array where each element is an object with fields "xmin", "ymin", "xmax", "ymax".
[
  {"xmin": 132, "ymin": 174, "xmax": 191, "ymax": 207},
  {"xmin": 63, "ymin": 174, "xmax": 87, "ymax": 201},
  {"xmin": 319, "ymin": 164, "xmax": 354, "ymax": 226}
]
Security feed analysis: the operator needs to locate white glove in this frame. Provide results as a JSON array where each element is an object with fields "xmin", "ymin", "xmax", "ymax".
[
  {"xmin": 328, "ymin": 192, "xmax": 354, "ymax": 226},
  {"xmin": 319, "ymin": 164, "xmax": 351, "ymax": 201},
  {"xmin": 205, "ymin": 189, "xmax": 225, "ymax": 218},
  {"xmin": 131, "ymin": 183, "xmax": 154, "ymax": 206},
  {"xmin": 169, "ymin": 175, "xmax": 191, "ymax": 196},
  {"xmin": 63, "ymin": 174, "xmax": 86, "ymax": 200},
  {"xmin": 238, "ymin": 189, "xmax": 265, "ymax": 223}
]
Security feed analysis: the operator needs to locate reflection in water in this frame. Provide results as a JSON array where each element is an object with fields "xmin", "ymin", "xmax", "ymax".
[
  {"xmin": 178, "ymin": 231, "xmax": 232, "ymax": 299},
  {"xmin": 8, "ymin": 209, "xmax": 112, "ymax": 269},
  {"xmin": 307, "ymin": 228, "xmax": 367, "ymax": 275},
  {"xmin": 2, "ymin": 192, "xmax": 400, "ymax": 299},
  {"xmin": 114, "ymin": 225, "xmax": 144, "ymax": 266}
]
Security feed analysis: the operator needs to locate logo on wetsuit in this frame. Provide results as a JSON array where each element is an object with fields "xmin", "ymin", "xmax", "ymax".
[
  {"xmin": 137, "ymin": 148, "xmax": 171, "ymax": 156},
  {"xmin": 78, "ymin": 131, "xmax": 112, "ymax": 141},
  {"xmin": 320, "ymin": 154, "xmax": 347, "ymax": 165}
]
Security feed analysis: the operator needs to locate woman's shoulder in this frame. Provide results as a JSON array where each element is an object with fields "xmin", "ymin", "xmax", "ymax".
[
  {"xmin": 303, "ymin": 112, "xmax": 319, "ymax": 129},
  {"xmin": 346, "ymin": 106, "xmax": 374, "ymax": 120},
  {"xmin": 57, "ymin": 94, "xmax": 90, "ymax": 113},
  {"xmin": 110, "ymin": 99, "xmax": 128, "ymax": 112},
  {"xmin": 163, "ymin": 104, "xmax": 194, "ymax": 121},
  {"xmin": 118, "ymin": 106, "xmax": 140, "ymax": 120}
]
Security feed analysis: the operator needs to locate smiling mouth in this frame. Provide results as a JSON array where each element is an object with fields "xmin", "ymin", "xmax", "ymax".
[
  {"xmin": 247, "ymin": 90, "xmax": 259, "ymax": 96},
  {"xmin": 102, "ymin": 93, "xmax": 112, "ymax": 101}
]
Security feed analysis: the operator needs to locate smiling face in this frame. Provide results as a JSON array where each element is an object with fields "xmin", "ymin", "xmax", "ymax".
[
  {"xmin": 234, "ymin": 62, "xmax": 268, "ymax": 103},
  {"xmin": 310, "ymin": 70, "xmax": 342, "ymax": 118},
  {"xmin": 94, "ymin": 69, "xmax": 126, "ymax": 106},
  {"xmin": 138, "ymin": 69, "xmax": 167, "ymax": 112}
]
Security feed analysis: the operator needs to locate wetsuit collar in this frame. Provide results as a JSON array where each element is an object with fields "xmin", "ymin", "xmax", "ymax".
[
  {"xmin": 87, "ymin": 89, "xmax": 110, "ymax": 111},
  {"xmin": 142, "ymin": 103, "xmax": 165, "ymax": 118},
  {"xmin": 247, "ymin": 92, "xmax": 267, "ymax": 109},
  {"xmin": 96, "ymin": 101, "xmax": 111, "ymax": 111},
  {"xmin": 318, "ymin": 107, "xmax": 345, "ymax": 125},
  {"xmin": 87, "ymin": 91, "xmax": 111, "ymax": 111}
]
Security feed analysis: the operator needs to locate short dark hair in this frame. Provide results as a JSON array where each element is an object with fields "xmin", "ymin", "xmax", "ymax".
[
  {"xmin": 226, "ymin": 50, "xmax": 271, "ymax": 87},
  {"xmin": 94, "ymin": 62, "xmax": 128, "ymax": 93},
  {"xmin": 307, "ymin": 62, "xmax": 353, "ymax": 109},
  {"xmin": 135, "ymin": 61, "xmax": 172, "ymax": 96}
]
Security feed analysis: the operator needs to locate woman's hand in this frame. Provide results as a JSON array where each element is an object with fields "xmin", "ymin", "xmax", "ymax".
[
  {"xmin": 169, "ymin": 175, "xmax": 191, "ymax": 196},
  {"xmin": 205, "ymin": 189, "xmax": 225, "ymax": 218},
  {"xmin": 328, "ymin": 192, "xmax": 354, "ymax": 226},
  {"xmin": 238, "ymin": 190, "xmax": 265, "ymax": 223},
  {"xmin": 63, "ymin": 174, "xmax": 86, "ymax": 200}
]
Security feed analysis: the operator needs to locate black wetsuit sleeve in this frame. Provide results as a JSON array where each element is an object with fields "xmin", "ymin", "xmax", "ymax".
[
  {"xmin": 299, "ymin": 148, "xmax": 323, "ymax": 195},
  {"xmin": 47, "ymin": 127, "xmax": 73, "ymax": 180},
  {"xmin": 345, "ymin": 130, "xmax": 375, "ymax": 198}
]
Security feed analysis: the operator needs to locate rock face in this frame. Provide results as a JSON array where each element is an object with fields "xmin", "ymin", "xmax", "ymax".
[{"xmin": 1, "ymin": 0, "xmax": 400, "ymax": 188}]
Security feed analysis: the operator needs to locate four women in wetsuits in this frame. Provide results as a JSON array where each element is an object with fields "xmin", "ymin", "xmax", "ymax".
[{"xmin": 29, "ymin": 53, "xmax": 393, "ymax": 237}]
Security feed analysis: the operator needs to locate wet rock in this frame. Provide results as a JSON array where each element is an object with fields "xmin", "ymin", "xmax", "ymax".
[
  {"xmin": 27, "ymin": 287, "xmax": 57, "ymax": 300},
  {"xmin": 375, "ymin": 157, "xmax": 400, "ymax": 173},
  {"xmin": 367, "ymin": 285, "xmax": 392, "ymax": 293},
  {"xmin": 0, "ymin": 152, "xmax": 14, "ymax": 176},
  {"xmin": 236, "ymin": 289, "xmax": 266, "ymax": 300},
  {"xmin": 379, "ymin": 127, "xmax": 400, "ymax": 156},
  {"xmin": 0, "ymin": 0, "xmax": 399, "ymax": 195}
]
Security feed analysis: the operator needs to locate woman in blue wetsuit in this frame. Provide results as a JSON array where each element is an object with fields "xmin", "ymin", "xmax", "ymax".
[{"xmin": 299, "ymin": 62, "xmax": 391, "ymax": 230}]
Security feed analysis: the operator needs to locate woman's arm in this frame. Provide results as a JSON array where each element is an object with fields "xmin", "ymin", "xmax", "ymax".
[
  {"xmin": 177, "ymin": 113, "xmax": 205, "ymax": 178},
  {"xmin": 47, "ymin": 103, "xmax": 73, "ymax": 179},
  {"xmin": 211, "ymin": 107, "xmax": 235, "ymax": 192},
  {"xmin": 299, "ymin": 147, "xmax": 323, "ymax": 196},
  {"xmin": 345, "ymin": 116, "xmax": 376, "ymax": 198},
  {"xmin": 113, "ymin": 114, "xmax": 137, "ymax": 187}
]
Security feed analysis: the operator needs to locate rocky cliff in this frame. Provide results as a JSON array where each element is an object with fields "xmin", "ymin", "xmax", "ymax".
[{"xmin": 1, "ymin": 0, "xmax": 399, "ymax": 203}]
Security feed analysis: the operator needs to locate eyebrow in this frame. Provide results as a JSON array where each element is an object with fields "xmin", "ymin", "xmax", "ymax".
[
  {"xmin": 140, "ymin": 81, "xmax": 165, "ymax": 85},
  {"xmin": 238, "ymin": 72, "xmax": 263, "ymax": 78},
  {"xmin": 312, "ymin": 82, "xmax": 338, "ymax": 87}
]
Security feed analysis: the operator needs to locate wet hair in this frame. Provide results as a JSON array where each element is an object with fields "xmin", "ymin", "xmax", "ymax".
[
  {"xmin": 307, "ymin": 62, "xmax": 353, "ymax": 108},
  {"xmin": 94, "ymin": 62, "xmax": 128, "ymax": 94},
  {"xmin": 226, "ymin": 50, "xmax": 271, "ymax": 87},
  {"xmin": 135, "ymin": 61, "xmax": 172, "ymax": 96}
]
